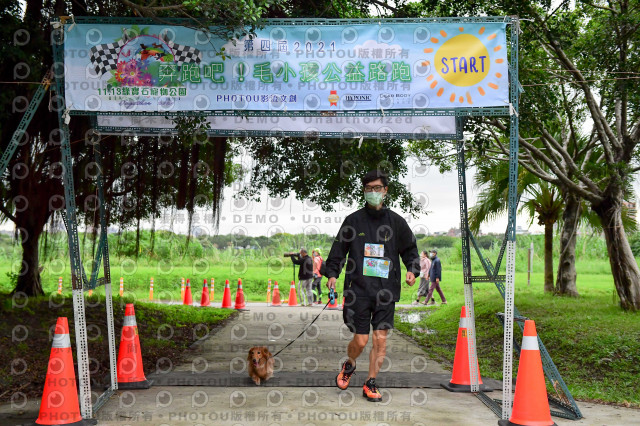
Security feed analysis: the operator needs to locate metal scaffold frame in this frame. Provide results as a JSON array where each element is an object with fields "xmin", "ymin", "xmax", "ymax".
[{"xmin": 0, "ymin": 14, "xmax": 580, "ymax": 422}]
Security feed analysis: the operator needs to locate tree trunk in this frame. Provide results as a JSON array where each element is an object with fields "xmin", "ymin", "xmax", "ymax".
[
  {"xmin": 544, "ymin": 221, "xmax": 554, "ymax": 292},
  {"xmin": 13, "ymin": 228, "xmax": 44, "ymax": 296},
  {"xmin": 556, "ymin": 193, "xmax": 580, "ymax": 296},
  {"xmin": 593, "ymin": 200, "xmax": 640, "ymax": 310}
]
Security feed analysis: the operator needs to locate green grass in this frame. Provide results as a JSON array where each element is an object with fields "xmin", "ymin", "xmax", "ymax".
[
  {"xmin": 395, "ymin": 274, "xmax": 640, "ymax": 407},
  {"xmin": 12, "ymin": 258, "xmax": 618, "ymax": 306}
]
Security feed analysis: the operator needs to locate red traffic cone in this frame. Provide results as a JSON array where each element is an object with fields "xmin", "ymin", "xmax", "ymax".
[
  {"xmin": 441, "ymin": 306, "xmax": 491, "ymax": 392},
  {"xmin": 221, "ymin": 279, "xmax": 232, "ymax": 308},
  {"xmin": 498, "ymin": 320, "xmax": 557, "ymax": 426},
  {"xmin": 234, "ymin": 278, "xmax": 246, "ymax": 309},
  {"xmin": 35, "ymin": 317, "xmax": 95, "ymax": 425},
  {"xmin": 288, "ymin": 280, "xmax": 298, "ymax": 306},
  {"xmin": 117, "ymin": 304, "xmax": 153, "ymax": 389},
  {"xmin": 183, "ymin": 278, "xmax": 193, "ymax": 306},
  {"xmin": 271, "ymin": 281, "xmax": 282, "ymax": 306},
  {"xmin": 200, "ymin": 279, "xmax": 210, "ymax": 307}
]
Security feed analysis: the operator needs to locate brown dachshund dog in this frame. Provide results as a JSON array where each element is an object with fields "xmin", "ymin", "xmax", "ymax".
[{"xmin": 247, "ymin": 346, "xmax": 274, "ymax": 385}]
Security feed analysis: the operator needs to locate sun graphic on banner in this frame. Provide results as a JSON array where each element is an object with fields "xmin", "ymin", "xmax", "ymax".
[{"xmin": 421, "ymin": 26, "xmax": 505, "ymax": 105}]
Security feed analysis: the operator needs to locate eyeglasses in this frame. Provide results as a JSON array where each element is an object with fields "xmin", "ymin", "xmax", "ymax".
[{"xmin": 364, "ymin": 185, "xmax": 385, "ymax": 192}]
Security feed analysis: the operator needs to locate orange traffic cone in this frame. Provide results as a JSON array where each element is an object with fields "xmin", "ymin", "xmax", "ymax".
[
  {"xmin": 288, "ymin": 280, "xmax": 298, "ymax": 306},
  {"xmin": 119, "ymin": 277, "xmax": 124, "ymax": 297},
  {"xmin": 57, "ymin": 277, "xmax": 63, "ymax": 295},
  {"xmin": 183, "ymin": 278, "xmax": 193, "ymax": 306},
  {"xmin": 498, "ymin": 320, "xmax": 557, "ymax": 426},
  {"xmin": 117, "ymin": 304, "xmax": 153, "ymax": 389},
  {"xmin": 35, "ymin": 317, "xmax": 95, "ymax": 425},
  {"xmin": 200, "ymin": 279, "xmax": 210, "ymax": 307},
  {"xmin": 149, "ymin": 277, "xmax": 154, "ymax": 301},
  {"xmin": 327, "ymin": 289, "xmax": 340, "ymax": 310},
  {"xmin": 180, "ymin": 277, "xmax": 185, "ymax": 300},
  {"xmin": 234, "ymin": 278, "xmax": 246, "ymax": 309},
  {"xmin": 221, "ymin": 279, "xmax": 232, "ymax": 308},
  {"xmin": 266, "ymin": 279, "xmax": 272, "ymax": 304},
  {"xmin": 441, "ymin": 306, "xmax": 491, "ymax": 392},
  {"xmin": 271, "ymin": 281, "xmax": 282, "ymax": 306},
  {"xmin": 210, "ymin": 278, "xmax": 215, "ymax": 302}
]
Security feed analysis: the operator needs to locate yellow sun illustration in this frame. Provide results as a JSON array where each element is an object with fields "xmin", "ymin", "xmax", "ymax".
[{"xmin": 421, "ymin": 26, "xmax": 505, "ymax": 105}]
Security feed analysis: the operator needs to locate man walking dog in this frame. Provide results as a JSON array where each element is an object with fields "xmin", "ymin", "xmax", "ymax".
[{"xmin": 326, "ymin": 170, "xmax": 420, "ymax": 402}]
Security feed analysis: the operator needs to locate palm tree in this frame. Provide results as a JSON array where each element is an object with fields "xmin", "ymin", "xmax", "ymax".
[
  {"xmin": 469, "ymin": 160, "xmax": 562, "ymax": 292},
  {"xmin": 469, "ymin": 159, "xmax": 637, "ymax": 295},
  {"xmin": 519, "ymin": 183, "xmax": 564, "ymax": 292}
]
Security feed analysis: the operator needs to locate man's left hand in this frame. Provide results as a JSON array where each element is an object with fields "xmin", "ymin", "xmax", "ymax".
[{"xmin": 406, "ymin": 272, "xmax": 416, "ymax": 286}]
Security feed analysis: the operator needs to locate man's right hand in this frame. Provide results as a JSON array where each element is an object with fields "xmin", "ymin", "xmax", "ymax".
[{"xmin": 327, "ymin": 277, "xmax": 336, "ymax": 290}]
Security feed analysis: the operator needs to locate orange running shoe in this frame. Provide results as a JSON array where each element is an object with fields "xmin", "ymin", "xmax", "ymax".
[
  {"xmin": 362, "ymin": 377, "xmax": 382, "ymax": 402},
  {"xmin": 336, "ymin": 361, "xmax": 355, "ymax": 390}
]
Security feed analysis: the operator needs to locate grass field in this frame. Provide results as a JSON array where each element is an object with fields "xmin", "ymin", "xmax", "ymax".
[
  {"xmin": 395, "ymin": 273, "xmax": 640, "ymax": 407},
  {"xmin": 4, "ymin": 258, "xmax": 621, "ymax": 306},
  {"xmin": 1, "ymin": 243, "xmax": 638, "ymax": 407}
]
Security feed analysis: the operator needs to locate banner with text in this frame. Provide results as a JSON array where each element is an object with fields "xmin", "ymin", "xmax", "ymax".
[{"xmin": 64, "ymin": 21, "xmax": 509, "ymax": 112}]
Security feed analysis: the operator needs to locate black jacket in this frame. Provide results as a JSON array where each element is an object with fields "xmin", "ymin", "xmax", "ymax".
[
  {"xmin": 429, "ymin": 256, "xmax": 442, "ymax": 282},
  {"xmin": 291, "ymin": 254, "xmax": 314, "ymax": 280},
  {"xmin": 325, "ymin": 205, "xmax": 420, "ymax": 302}
]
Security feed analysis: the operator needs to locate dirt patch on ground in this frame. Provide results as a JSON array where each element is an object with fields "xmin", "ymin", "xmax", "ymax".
[{"xmin": 0, "ymin": 293, "xmax": 236, "ymax": 403}]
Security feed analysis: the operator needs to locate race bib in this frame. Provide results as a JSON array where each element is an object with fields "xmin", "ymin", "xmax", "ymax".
[
  {"xmin": 363, "ymin": 257, "xmax": 390, "ymax": 278},
  {"xmin": 364, "ymin": 243, "xmax": 384, "ymax": 257}
]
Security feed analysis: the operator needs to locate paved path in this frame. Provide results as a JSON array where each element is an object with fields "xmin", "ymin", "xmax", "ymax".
[{"xmin": 1, "ymin": 303, "xmax": 638, "ymax": 425}]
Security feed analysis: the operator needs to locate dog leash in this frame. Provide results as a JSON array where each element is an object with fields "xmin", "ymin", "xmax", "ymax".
[{"xmin": 271, "ymin": 288, "xmax": 337, "ymax": 358}]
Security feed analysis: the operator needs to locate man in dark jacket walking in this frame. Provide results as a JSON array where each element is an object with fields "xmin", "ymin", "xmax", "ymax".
[
  {"xmin": 289, "ymin": 248, "xmax": 314, "ymax": 306},
  {"xmin": 326, "ymin": 170, "xmax": 420, "ymax": 402},
  {"xmin": 422, "ymin": 249, "xmax": 446, "ymax": 306}
]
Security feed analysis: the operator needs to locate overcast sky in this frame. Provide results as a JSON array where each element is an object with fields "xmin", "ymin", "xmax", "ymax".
[{"xmin": 174, "ymin": 152, "xmax": 547, "ymax": 239}]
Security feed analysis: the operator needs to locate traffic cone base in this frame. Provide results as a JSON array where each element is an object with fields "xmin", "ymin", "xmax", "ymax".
[
  {"xmin": 441, "ymin": 306, "xmax": 492, "ymax": 393},
  {"xmin": 498, "ymin": 421, "xmax": 557, "ymax": 426},
  {"xmin": 441, "ymin": 381, "xmax": 492, "ymax": 392},
  {"xmin": 117, "ymin": 304, "xmax": 153, "ymax": 390},
  {"xmin": 117, "ymin": 378, "xmax": 153, "ymax": 390},
  {"xmin": 36, "ymin": 418, "xmax": 98, "ymax": 425}
]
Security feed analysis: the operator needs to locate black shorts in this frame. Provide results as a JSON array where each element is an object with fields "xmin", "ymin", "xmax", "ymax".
[{"xmin": 342, "ymin": 292, "xmax": 395, "ymax": 335}]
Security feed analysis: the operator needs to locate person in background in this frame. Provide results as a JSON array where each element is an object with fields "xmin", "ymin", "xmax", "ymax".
[
  {"xmin": 413, "ymin": 250, "xmax": 434, "ymax": 305},
  {"xmin": 312, "ymin": 248, "xmax": 324, "ymax": 304},
  {"xmin": 289, "ymin": 248, "xmax": 314, "ymax": 306},
  {"xmin": 422, "ymin": 249, "xmax": 446, "ymax": 306}
]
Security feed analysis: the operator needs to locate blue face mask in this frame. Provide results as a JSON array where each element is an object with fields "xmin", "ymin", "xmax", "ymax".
[{"xmin": 364, "ymin": 191, "xmax": 384, "ymax": 206}]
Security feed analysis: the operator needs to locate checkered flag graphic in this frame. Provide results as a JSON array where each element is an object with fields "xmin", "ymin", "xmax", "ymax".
[
  {"xmin": 89, "ymin": 39, "xmax": 127, "ymax": 76},
  {"xmin": 166, "ymin": 40, "xmax": 202, "ymax": 66}
]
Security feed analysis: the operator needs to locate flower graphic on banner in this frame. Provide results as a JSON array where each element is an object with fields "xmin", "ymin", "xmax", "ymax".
[
  {"xmin": 420, "ymin": 26, "xmax": 507, "ymax": 105},
  {"xmin": 108, "ymin": 31, "xmax": 177, "ymax": 87},
  {"xmin": 89, "ymin": 25, "xmax": 202, "ymax": 89}
]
